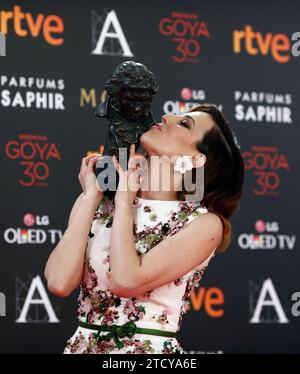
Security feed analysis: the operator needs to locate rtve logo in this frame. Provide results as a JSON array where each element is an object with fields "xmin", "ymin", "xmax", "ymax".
[
  {"xmin": 233, "ymin": 25, "xmax": 291, "ymax": 63},
  {"xmin": 0, "ymin": 5, "xmax": 64, "ymax": 46},
  {"xmin": 189, "ymin": 286, "xmax": 224, "ymax": 317}
]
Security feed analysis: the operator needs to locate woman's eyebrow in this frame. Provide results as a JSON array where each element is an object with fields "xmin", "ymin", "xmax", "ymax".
[{"xmin": 184, "ymin": 115, "xmax": 196, "ymax": 127}]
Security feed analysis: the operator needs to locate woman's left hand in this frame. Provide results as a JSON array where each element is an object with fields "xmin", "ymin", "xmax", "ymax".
[{"xmin": 112, "ymin": 144, "xmax": 145, "ymax": 208}]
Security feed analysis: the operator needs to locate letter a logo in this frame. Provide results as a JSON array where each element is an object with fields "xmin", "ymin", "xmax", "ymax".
[
  {"xmin": 91, "ymin": 10, "xmax": 134, "ymax": 57},
  {"xmin": 249, "ymin": 278, "xmax": 289, "ymax": 324},
  {"xmin": 15, "ymin": 275, "xmax": 59, "ymax": 323}
]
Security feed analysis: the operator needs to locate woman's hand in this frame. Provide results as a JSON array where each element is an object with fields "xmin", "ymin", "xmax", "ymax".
[
  {"xmin": 78, "ymin": 154, "xmax": 103, "ymax": 200},
  {"xmin": 112, "ymin": 144, "xmax": 145, "ymax": 208}
]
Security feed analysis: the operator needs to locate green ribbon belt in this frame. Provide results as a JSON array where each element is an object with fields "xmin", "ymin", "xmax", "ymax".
[{"xmin": 78, "ymin": 320, "xmax": 176, "ymax": 349}]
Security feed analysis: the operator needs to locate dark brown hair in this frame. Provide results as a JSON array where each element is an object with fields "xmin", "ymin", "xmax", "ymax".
[{"xmin": 178, "ymin": 103, "xmax": 245, "ymax": 252}]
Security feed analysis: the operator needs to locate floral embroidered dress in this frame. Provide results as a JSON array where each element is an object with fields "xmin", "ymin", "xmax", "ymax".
[{"xmin": 63, "ymin": 195, "xmax": 216, "ymax": 354}]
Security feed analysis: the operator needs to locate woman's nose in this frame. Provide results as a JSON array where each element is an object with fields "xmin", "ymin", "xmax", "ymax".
[{"xmin": 162, "ymin": 115, "xmax": 168, "ymax": 124}]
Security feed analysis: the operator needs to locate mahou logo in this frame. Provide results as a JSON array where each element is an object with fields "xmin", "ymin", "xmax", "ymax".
[
  {"xmin": 5, "ymin": 134, "xmax": 61, "ymax": 187},
  {"xmin": 4, "ymin": 213, "xmax": 62, "ymax": 245},
  {"xmin": 243, "ymin": 146, "xmax": 289, "ymax": 196},
  {"xmin": 79, "ymin": 87, "xmax": 107, "ymax": 109},
  {"xmin": 0, "ymin": 5, "xmax": 64, "ymax": 46},
  {"xmin": 238, "ymin": 219, "xmax": 296, "ymax": 251},
  {"xmin": 159, "ymin": 12, "xmax": 210, "ymax": 63}
]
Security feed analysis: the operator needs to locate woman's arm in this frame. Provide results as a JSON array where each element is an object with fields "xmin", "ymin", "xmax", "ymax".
[
  {"xmin": 44, "ymin": 191, "xmax": 100, "ymax": 297},
  {"xmin": 44, "ymin": 154, "xmax": 103, "ymax": 297},
  {"xmin": 44, "ymin": 192, "xmax": 83, "ymax": 282},
  {"xmin": 67, "ymin": 192, "xmax": 84, "ymax": 227},
  {"xmin": 109, "ymin": 205, "xmax": 222, "ymax": 298}
]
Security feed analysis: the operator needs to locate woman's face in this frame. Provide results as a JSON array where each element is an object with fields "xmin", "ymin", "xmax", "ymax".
[{"xmin": 140, "ymin": 111, "xmax": 215, "ymax": 158}]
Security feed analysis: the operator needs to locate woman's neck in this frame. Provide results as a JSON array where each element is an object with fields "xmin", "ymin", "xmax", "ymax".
[{"xmin": 136, "ymin": 155, "xmax": 183, "ymax": 201}]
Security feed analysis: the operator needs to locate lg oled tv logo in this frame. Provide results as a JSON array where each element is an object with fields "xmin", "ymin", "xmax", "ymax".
[
  {"xmin": 3, "ymin": 212, "xmax": 62, "ymax": 245},
  {"xmin": 163, "ymin": 87, "xmax": 206, "ymax": 115},
  {"xmin": 238, "ymin": 219, "xmax": 296, "ymax": 251},
  {"xmin": 163, "ymin": 87, "xmax": 223, "ymax": 117}
]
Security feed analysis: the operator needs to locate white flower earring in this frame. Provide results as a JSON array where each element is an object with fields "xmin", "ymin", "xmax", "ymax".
[{"xmin": 174, "ymin": 155, "xmax": 193, "ymax": 174}]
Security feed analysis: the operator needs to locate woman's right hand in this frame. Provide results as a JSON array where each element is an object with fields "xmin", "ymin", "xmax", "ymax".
[{"xmin": 78, "ymin": 154, "xmax": 104, "ymax": 199}]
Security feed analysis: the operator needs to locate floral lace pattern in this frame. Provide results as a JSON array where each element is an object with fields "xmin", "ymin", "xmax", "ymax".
[
  {"xmin": 63, "ymin": 195, "xmax": 215, "ymax": 354},
  {"xmin": 64, "ymin": 330, "xmax": 184, "ymax": 354},
  {"xmin": 133, "ymin": 199, "xmax": 207, "ymax": 256},
  {"xmin": 177, "ymin": 266, "xmax": 208, "ymax": 331}
]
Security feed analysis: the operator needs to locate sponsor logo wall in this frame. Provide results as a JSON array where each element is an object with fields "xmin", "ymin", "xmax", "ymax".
[{"xmin": 0, "ymin": 0, "xmax": 299, "ymax": 353}]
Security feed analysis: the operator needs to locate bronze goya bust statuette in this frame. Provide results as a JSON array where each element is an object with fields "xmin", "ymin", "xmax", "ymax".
[{"xmin": 94, "ymin": 61, "xmax": 159, "ymax": 199}]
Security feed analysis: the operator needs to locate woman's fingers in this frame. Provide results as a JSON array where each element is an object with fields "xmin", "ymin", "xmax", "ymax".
[
  {"xmin": 87, "ymin": 153, "xmax": 102, "ymax": 164},
  {"xmin": 87, "ymin": 155, "xmax": 102, "ymax": 171},
  {"xmin": 79, "ymin": 155, "xmax": 101, "ymax": 183},
  {"xmin": 112, "ymin": 155, "xmax": 122, "ymax": 174},
  {"xmin": 81, "ymin": 154, "xmax": 101, "ymax": 171},
  {"xmin": 82, "ymin": 150, "xmax": 145, "ymax": 176},
  {"xmin": 128, "ymin": 154, "xmax": 144, "ymax": 172},
  {"xmin": 129, "ymin": 143, "xmax": 135, "ymax": 159},
  {"xmin": 113, "ymin": 150, "xmax": 145, "ymax": 177}
]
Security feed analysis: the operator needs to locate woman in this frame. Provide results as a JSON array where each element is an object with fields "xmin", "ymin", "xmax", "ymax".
[{"xmin": 44, "ymin": 103, "xmax": 244, "ymax": 354}]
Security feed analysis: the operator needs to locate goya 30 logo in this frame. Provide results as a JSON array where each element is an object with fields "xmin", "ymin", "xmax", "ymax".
[
  {"xmin": 5, "ymin": 134, "xmax": 61, "ymax": 187},
  {"xmin": 159, "ymin": 12, "xmax": 210, "ymax": 63},
  {"xmin": 244, "ymin": 145, "xmax": 290, "ymax": 196}
]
